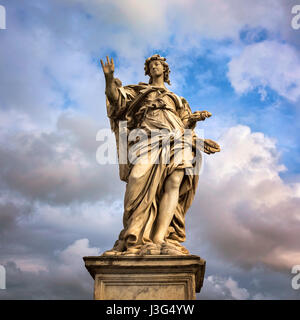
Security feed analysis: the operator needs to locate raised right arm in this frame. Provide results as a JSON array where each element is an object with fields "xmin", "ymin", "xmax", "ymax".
[{"xmin": 101, "ymin": 56, "xmax": 119, "ymax": 104}]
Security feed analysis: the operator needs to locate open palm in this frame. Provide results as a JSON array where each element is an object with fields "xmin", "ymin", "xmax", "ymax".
[{"xmin": 100, "ymin": 56, "xmax": 115, "ymax": 77}]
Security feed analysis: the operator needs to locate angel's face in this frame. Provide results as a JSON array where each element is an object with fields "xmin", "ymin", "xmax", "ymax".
[{"xmin": 149, "ymin": 60, "xmax": 164, "ymax": 78}]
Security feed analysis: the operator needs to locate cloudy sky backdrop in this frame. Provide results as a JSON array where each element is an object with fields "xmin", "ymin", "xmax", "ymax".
[{"xmin": 0, "ymin": 0, "xmax": 300, "ymax": 299}]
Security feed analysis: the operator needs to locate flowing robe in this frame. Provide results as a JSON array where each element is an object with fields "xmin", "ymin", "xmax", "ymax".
[{"xmin": 106, "ymin": 83, "xmax": 202, "ymax": 254}]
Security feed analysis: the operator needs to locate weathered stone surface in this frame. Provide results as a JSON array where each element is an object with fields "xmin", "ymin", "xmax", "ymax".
[
  {"xmin": 83, "ymin": 255, "xmax": 205, "ymax": 300},
  {"xmin": 100, "ymin": 54, "xmax": 220, "ymax": 257}
]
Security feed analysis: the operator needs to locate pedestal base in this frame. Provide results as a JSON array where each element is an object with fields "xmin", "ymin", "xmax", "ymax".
[{"xmin": 83, "ymin": 255, "xmax": 205, "ymax": 300}]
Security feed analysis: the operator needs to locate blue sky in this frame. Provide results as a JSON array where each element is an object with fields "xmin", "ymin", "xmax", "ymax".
[{"xmin": 0, "ymin": 0, "xmax": 300, "ymax": 299}]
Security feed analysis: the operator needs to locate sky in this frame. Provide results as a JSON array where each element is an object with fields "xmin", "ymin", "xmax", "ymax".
[{"xmin": 0, "ymin": 0, "xmax": 300, "ymax": 300}]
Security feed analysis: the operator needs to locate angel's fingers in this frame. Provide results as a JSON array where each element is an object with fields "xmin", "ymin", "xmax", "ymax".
[
  {"xmin": 204, "ymin": 148, "xmax": 213, "ymax": 154},
  {"xmin": 205, "ymin": 146, "xmax": 218, "ymax": 154},
  {"xmin": 206, "ymin": 141, "xmax": 218, "ymax": 148},
  {"xmin": 205, "ymin": 139, "xmax": 217, "ymax": 145},
  {"xmin": 106, "ymin": 56, "xmax": 110, "ymax": 64},
  {"xmin": 205, "ymin": 141, "xmax": 220, "ymax": 151},
  {"xmin": 207, "ymin": 145, "xmax": 220, "ymax": 153},
  {"xmin": 202, "ymin": 111, "xmax": 211, "ymax": 117},
  {"xmin": 191, "ymin": 113, "xmax": 202, "ymax": 119},
  {"xmin": 111, "ymin": 57, "xmax": 114, "ymax": 67},
  {"xmin": 100, "ymin": 59, "xmax": 105, "ymax": 69},
  {"xmin": 209, "ymin": 145, "xmax": 220, "ymax": 152},
  {"xmin": 210, "ymin": 146, "xmax": 219, "ymax": 152}
]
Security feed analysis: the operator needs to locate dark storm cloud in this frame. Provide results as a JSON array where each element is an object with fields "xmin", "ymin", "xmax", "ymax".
[
  {"xmin": 0, "ymin": 202, "xmax": 31, "ymax": 235},
  {"xmin": 0, "ymin": 239, "xmax": 96, "ymax": 300},
  {"xmin": 0, "ymin": 113, "xmax": 123, "ymax": 206}
]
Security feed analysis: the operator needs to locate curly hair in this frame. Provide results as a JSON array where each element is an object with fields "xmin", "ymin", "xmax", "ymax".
[{"xmin": 144, "ymin": 54, "xmax": 171, "ymax": 85}]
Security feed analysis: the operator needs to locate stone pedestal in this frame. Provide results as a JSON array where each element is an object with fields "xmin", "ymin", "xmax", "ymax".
[{"xmin": 83, "ymin": 255, "xmax": 205, "ymax": 300}]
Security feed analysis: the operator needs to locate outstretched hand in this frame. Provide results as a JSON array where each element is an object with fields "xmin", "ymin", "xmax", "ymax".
[
  {"xmin": 187, "ymin": 110, "xmax": 212, "ymax": 128},
  {"xmin": 190, "ymin": 110, "xmax": 212, "ymax": 121},
  {"xmin": 194, "ymin": 138, "xmax": 221, "ymax": 154},
  {"xmin": 203, "ymin": 139, "xmax": 221, "ymax": 154},
  {"xmin": 100, "ymin": 56, "xmax": 115, "ymax": 78}
]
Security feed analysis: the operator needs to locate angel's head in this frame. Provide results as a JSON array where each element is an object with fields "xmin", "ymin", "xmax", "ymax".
[{"xmin": 144, "ymin": 54, "xmax": 171, "ymax": 85}]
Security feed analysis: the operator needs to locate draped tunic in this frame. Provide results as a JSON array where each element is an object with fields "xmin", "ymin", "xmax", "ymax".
[{"xmin": 106, "ymin": 83, "xmax": 201, "ymax": 254}]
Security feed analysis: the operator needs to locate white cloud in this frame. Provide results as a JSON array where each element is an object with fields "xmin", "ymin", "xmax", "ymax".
[
  {"xmin": 201, "ymin": 275, "xmax": 276, "ymax": 300},
  {"xmin": 192, "ymin": 125, "xmax": 300, "ymax": 271},
  {"xmin": 64, "ymin": 0, "xmax": 285, "ymax": 42},
  {"xmin": 202, "ymin": 275, "xmax": 249, "ymax": 300},
  {"xmin": 225, "ymin": 277, "xmax": 250, "ymax": 300},
  {"xmin": 57, "ymin": 238, "xmax": 99, "ymax": 274},
  {"xmin": 227, "ymin": 41, "xmax": 300, "ymax": 102}
]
